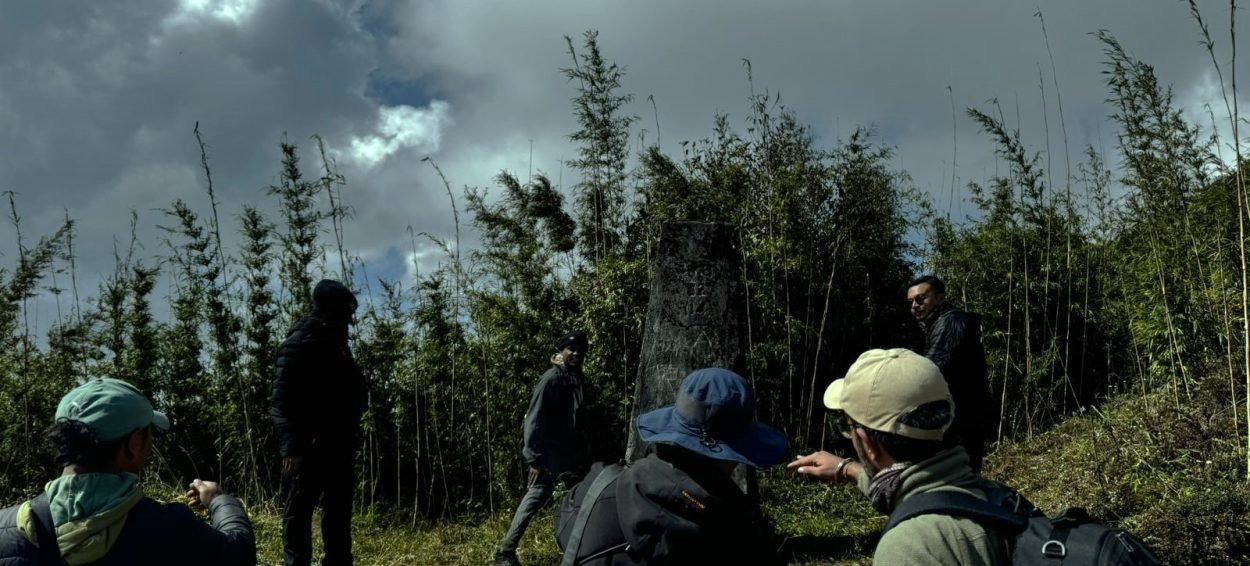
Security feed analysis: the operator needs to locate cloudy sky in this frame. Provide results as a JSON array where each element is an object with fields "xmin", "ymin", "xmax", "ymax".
[{"xmin": 0, "ymin": 0, "xmax": 1244, "ymax": 331}]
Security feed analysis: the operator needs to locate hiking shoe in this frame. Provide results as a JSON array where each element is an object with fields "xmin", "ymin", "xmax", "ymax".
[{"xmin": 493, "ymin": 549, "xmax": 522, "ymax": 566}]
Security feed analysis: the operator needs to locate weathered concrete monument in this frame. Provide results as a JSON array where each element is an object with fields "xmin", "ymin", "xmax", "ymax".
[{"xmin": 624, "ymin": 221, "xmax": 752, "ymax": 491}]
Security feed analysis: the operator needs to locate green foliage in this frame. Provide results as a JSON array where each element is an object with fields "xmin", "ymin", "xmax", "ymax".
[
  {"xmin": 638, "ymin": 98, "xmax": 916, "ymax": 447},
  {"xmin": 239, "ymin": 206, "xmax": 280, "ymax": 496},
  {"xmin": 989, "ymin": 376, "xmax": 1250, "ymax": 564},
  {"xmin": 268, "ymin": 141, "xmax": 323, "ymax": 326},
  {"xmin": 925, "ymin": 31, "xmax": 1246, "ymax": 444},
  {"xmin": 564, "ymin": 30, "xmax": 637, "ymax": 262}
]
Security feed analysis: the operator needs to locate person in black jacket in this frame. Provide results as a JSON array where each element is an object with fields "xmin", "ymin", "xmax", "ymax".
[
  {"xmin": 553, "ymin": 368, "xmax": 787, "ymax": 566},
  {"xmin": 0, "ymin": 377, "xmax": 255, "ymax": 566},
  {"xmin": 495, "ymin": 331, "xmax": 589, "ymax": 566},
  {"xmin": 906, "ymin": 275, "xmax": 993, "ymax": 472},
  {"xmin": 271, "ymin": 279, "xmax": 367, "ymax": 566}
]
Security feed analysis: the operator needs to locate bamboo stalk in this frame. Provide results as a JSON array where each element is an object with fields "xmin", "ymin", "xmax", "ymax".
[{"xmin": 1189, "ymin": 4, "xmax": 1248, "ymax": 468}]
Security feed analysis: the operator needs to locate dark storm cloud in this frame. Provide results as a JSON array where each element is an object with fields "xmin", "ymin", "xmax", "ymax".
[{"xmin": 0, "ymin": 0, "xmax": 1242, "ymax": 332}]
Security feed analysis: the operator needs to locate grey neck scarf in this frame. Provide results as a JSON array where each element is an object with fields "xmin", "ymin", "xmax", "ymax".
[{"xmin": 867, "ymin": 462, "xmax": 911, "ymax": 514}]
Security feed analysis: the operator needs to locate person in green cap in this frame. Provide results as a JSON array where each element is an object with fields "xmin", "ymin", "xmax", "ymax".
[{"xmin": 0, "ymin": 377, "xmax": 256, "ymax": 565}]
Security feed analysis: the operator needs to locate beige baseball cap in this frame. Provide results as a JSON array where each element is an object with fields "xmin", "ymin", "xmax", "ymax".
[{"xmin": 823, "ymin": 348, "xmax": 953, "ymax": 441}]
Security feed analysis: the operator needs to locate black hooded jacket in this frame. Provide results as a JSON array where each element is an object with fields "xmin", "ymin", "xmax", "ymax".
[
  {"xmin": 270, "ymin": 280, "xmax": 367, "ymax": 457},
  {"xmin": 920, "ymin": 303, "xmax": 993, "ymax": 435},
  {"xmin": 554, "ymin": 452, "xmax": 779, "ymax": 565}
]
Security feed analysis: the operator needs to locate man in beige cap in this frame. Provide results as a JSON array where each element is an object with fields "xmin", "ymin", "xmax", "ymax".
[{"xmin": 788, "ymin": 348, "xmax": 1006, "ymax": 565}]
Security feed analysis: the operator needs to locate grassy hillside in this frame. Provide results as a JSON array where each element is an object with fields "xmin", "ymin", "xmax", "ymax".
[
  {"xmin": 985, "ymin": 377, "xmax": 1250, "ymax": 564},
  {"xmin": 150, "ymin": 477, "xmax": 877, "ymax": 566},
  {"xmin": 149, "ymin": 377, "xmax": 1247, "ymax": 566}
]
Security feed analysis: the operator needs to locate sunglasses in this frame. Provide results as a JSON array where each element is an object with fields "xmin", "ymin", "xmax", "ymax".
[{"xmin": 831, "ymin": 412, "xmax": 863, "ymax": 439}]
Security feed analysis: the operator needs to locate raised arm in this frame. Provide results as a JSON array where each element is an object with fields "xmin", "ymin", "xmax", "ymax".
[{"xmin": 182, "ymin": 480, "xmax": 257, "ymax": 566}]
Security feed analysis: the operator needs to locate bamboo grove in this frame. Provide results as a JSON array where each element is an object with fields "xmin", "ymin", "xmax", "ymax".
[{"xmin": 1, "ymin": 27, "xmax": 1248, "ymax": 522}]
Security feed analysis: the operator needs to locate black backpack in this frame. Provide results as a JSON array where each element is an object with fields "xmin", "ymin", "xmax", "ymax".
[
  {"xmin": 555, "ymin": 463, "xmax": 630, "ymax": 566},
  {"xmin": 884, "ymin": 487, "xmax": 1161, "ymax": 565}
]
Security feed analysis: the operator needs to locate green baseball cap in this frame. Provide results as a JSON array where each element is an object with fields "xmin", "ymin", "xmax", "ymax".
[{"xmin": 55, "ymin": 378, "xmax": 169, "ymax": 441}]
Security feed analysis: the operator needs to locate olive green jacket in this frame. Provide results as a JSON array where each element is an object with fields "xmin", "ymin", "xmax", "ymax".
[{"xmin": 857, "ymin": 447, "xmax": 1007, "ymax": 566}]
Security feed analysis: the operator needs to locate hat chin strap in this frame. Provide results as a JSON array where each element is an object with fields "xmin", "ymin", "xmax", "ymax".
[
  {"xmin": 674, "ymin": 395, "xmax": 752, "ymax": 446},
  {"xmin": 698, "ymin": 427, "xmax": 717, "ymax": 448}
]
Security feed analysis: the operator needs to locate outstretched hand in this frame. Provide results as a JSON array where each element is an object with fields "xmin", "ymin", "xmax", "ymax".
[
  {"xmin": 788, "ymin": 451, "xmax": 857, "ymax": 483},
  {"xmin": 186, "ymin": 479, "xmax": 222, "ymax": 510}
]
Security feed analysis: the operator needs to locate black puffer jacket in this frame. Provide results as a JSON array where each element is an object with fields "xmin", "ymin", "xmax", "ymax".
[
  {"xmin": 0, "ymin": 494, "xmax": 254, "ymax": 566},
  {"xmin": 554, "ymin": 453, "xmax": 779, "ymax": 565},
  {"xmin": 271, "ymin": 282, "xmax": 367, "ymax": 457},
  {"xmin": 920, "ymin": 304, "xmax": 993, "ymax": 434}
]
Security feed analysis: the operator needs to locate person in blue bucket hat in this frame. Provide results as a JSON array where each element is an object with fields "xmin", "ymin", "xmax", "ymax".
[
  {"xmin": 636, "ymin": 368, "xmax": 788, "ymax": 468},
  {"xmin": 553, "ymin": 368, "xmax": 787, "ymax": 566}
]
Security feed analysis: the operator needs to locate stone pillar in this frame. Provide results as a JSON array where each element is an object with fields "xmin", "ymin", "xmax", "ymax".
[{"xmin": 624, "ymin": 222, "xmax": 751, "ymax": 492}]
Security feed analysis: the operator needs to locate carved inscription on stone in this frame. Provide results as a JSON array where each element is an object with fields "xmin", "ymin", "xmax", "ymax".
[{"xmin": 625, "ymin": 222, "xmax": 746, "ymax": 464}]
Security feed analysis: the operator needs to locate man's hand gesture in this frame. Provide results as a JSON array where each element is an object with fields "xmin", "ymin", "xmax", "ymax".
[
  {"xmin": 186, "ymin": 479, "xmax": 222, "ymax": 510},
  {"xmin": 788, "ymin": 451, "xmax": 859, "ymax": 483}
]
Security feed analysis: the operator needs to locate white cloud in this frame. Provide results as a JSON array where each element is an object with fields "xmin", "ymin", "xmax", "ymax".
[
  {"xmin": 403, "ymin": 245, "xmax": 449, "ymax": 285},
  {"xmin": 346, "ymin": 101, "xmax": 452, "ymax": 168},
  {"xmin": 1177, "ymin": 67, "xmax": 1250, "ymax": 168},
  {"xmin": 173, "ymin": 0, "xmax": 261, "ymax": 25}
]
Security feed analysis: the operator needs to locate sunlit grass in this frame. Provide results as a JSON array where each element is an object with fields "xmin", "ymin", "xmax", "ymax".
[{"xmin": 145, "ymin": 380, "xmax": 1249, "ymax": 565}]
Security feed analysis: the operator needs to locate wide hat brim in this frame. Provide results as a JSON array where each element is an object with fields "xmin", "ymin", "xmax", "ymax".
[{"xmin": 637, "ymin": 406, "xmax": 788, "ymax": 469}]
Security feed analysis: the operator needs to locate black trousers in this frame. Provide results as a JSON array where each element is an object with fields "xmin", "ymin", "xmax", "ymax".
[{"xmin": 282, "ymin": 449, "xmax": 356, "ymax": 566}]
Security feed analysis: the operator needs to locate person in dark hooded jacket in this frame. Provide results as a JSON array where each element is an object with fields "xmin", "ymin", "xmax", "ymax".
[
  {"xmin": 553, "ymin": 368, "xmax": 787, "ymax": 566},
  {"xmin": 0, "ymin": 378, "xmax": 255, "ymax": 566},
  {"xmin": 907, "ymin": 275, "xmax": 993, "ymax": 472},
  {"xmin": 270, "ymin": 279, "xmax": 367, "ymax": 566},
  {"xmin": 495, "ymin": 331, "xmax": 589, "ymax": 566}
]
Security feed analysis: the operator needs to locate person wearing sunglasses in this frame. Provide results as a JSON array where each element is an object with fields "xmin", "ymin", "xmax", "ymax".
[{"xmin": 906, "ymin": 275, "xmax": 992, "ymax": 472}]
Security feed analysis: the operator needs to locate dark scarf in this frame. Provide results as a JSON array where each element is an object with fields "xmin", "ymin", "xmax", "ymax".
[{"xmin": 867, "ymin": 462, "xmax": 911, "ymax": 514}]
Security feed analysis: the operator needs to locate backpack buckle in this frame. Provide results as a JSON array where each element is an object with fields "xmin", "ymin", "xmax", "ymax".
[{"xmin": 1041, "ymin": 540, "xmax": 1068, "ymax": 559}]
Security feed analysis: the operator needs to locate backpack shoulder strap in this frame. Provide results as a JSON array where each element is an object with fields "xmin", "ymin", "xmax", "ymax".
[
  {"xmin": 28, "ymin": 494, "xmax": 66, "ymax": 566},
  {"xmin": 884, "ymin": 490, "xmax": 1029, "ymax": 537},
  {"xmin": 561, "ymin": 464, "xmax": 626, "ymax": 566}
]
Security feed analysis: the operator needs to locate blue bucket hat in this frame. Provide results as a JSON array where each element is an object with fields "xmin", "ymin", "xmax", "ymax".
[{"xmin": 637, "ymin": 368, "xmax": 788, "ymax": 469}]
